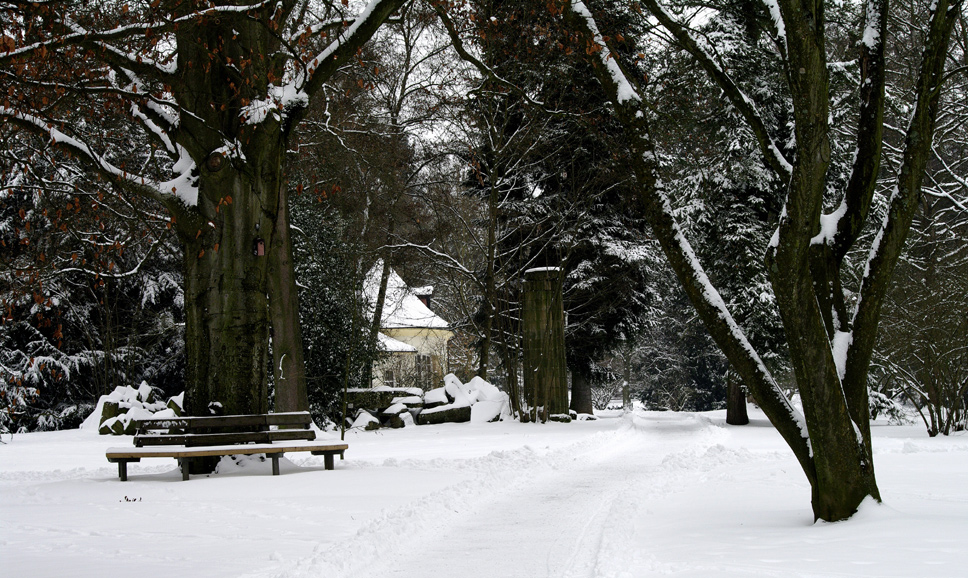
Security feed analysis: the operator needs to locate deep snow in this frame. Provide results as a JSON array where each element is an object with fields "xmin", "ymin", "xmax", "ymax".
[{"xmin": 1, "ymin": 408, "xmax": 966, "ymax": 578}]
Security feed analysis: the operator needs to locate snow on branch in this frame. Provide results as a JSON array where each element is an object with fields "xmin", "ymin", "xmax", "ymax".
[
  {"xmin": 0, "ymin": 107, "xmax": 197, "ymax": 208},
  {"xmin": 240, "ymin": 84, "xmax": 309, "ymax": 126},
  {"xmin": 50, "ymin": 236, "xmax": 165, "ymax": 281},
  {"xmin": 298, "ymin": 0, "xmax": 400, "ymax": 91},
  {"xmin": 759, "ymin": 0, "xmax": 787, "ymax": 48},
  {"xmin": 243, "ymin": 0, "xmax": 405, "ymax": 127},
  {"xmin": 861, "ymin": 0, "xmax": 884, "ymax": 49},
  {"xmin": 1, "ymin": 1, "xmax": 276, "ymax": 71},
  {"xmin": 284, "ymin": 17, "xmax": 346, "ymax": 45},
  {"xmin": 639, "ymin": 0, "xmax": 793, "ymax": 181},
  {"xmin": 570, "ymin": 1, "xmax": 640, "ymax": 104}
]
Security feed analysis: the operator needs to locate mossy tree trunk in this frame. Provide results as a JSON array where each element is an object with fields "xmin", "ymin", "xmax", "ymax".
[
  {"xmin": 268, "ymin": 183, "xmax": 308, "ymax": 413},
  {"xmin": 171, "ymin": 7, "xmax": 288, "ymax": 418},
  {"xmin": 167, "ymin": 1, "xmax": 407, "ymax": 422}
]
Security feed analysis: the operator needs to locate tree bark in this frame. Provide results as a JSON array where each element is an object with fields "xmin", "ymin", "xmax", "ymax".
[
  {"xmin": 622, "ymin": 347, "xmax": 633, "ymax": 412},
  {"xmin": 269, "ymin": 183, "xmax": 308, "ymax": 413},
  {"xmin": 181, "ymin": 166, "xmax": 273, "ymax": 419},
  {"xmin": 522, "ymin": 267, "xmax": 568, "ymax": 420},
  {"xmin": 725, "ymin": 372, "xmax": 749, "ymax": 426},
  {"xmin": 500, "ymin": 321, "xmax": 523, "ymax": 419}
]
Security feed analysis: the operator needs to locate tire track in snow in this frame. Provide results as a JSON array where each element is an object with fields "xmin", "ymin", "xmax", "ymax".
[{"xmin": 252, "ymin": 412, "xmax": 729, "ymax": 578}]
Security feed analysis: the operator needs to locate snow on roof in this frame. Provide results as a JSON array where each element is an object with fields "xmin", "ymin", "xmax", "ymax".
[
  {"xmin": 364, "ymin": 260, "xmax": 450, "ymax": 330},
  {"xmin": 525, "ymin": 266, "xmax": 561, "ymax": 274},
  {"xmin": 378, "ymin": 332, "xmax": 418, "ymax": 353}
]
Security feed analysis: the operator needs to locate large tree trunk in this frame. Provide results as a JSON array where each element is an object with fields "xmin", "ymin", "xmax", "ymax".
[
  {"xmin": 182, "ymin": 166, "xmax": 274, "ymax": 419},
  {"xmin": 766, "ymin": 0, "xmax": 881, "ymax": 521},
  {"xmin": 522, "ymin": 267, "xmax": 568, "ymax": 421},
  {"xmin": 269, "ymin": 184, "xmax": 308, "ymax": 413},
  {"xmin": 173, "ymin": 8, "xmax": 285, "ymax": 424},
  {"xmin": 725, "ymin": 372, "xmax": 748, "ymax": 426}
]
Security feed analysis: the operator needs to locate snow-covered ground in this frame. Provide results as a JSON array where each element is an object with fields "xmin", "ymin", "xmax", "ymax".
[{"xmin": 1, "ymin": 408, "xmax": 966, "ymax": 578}]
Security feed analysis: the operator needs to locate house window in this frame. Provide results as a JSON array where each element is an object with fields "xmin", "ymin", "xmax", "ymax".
[
  {"xmin": 384, "ymin": 368, "xmax": 395, "ymax": 388},
  {"xmin": 415, "ymin": 355, "xmax": 432, "ymax": 389}
]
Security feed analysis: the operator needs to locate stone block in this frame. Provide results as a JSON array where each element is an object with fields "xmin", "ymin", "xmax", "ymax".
[{"xmin": 416, "ymin": 405, "xmax": 471, "ymax": 425}]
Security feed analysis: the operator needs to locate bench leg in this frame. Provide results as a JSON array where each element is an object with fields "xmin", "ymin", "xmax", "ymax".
[
  {"xmin": 324, "ymin": 453, "xmax": 335, "ymax": 470},
  {"xmin": 179, "ymin": 459, "xmax": 190, "ymax": 481},
  {"xmin": 118, "ymin": 461, "xmax": 128, "ymax": 482},
  {"xmin": 271, "ymin": 454, "xmax": 280, "ymax": 476}
]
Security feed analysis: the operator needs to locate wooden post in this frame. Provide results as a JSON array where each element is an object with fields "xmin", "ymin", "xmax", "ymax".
[{"xmin": 522, "ymin": 267, "xmax": 568, "ymax": 421}]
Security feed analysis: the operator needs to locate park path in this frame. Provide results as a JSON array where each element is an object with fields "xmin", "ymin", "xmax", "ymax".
[{"xmin": 271, "ymin": 412, "xmax": 728, "ymax": 578}]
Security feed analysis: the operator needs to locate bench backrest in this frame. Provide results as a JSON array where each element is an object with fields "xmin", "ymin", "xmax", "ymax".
[
  {"xmin": 134, "ymin": 412, "xmax": 316, "ymax": 447},
  {"xmin": 137, "ymin": 411, "xmax": 313, "ymax": 433}
]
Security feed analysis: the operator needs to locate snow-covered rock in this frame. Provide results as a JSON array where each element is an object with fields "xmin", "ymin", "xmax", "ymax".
[
  {"xmin": 88, "ymin": 383, "xmax": 177, "ymax": 435},
  {"xmin": 443, "ymin": 380, "xmax": 475, "ymax": 408},
  {"xmin": 351, "ymin": 410, "xmax": 382, "ymax": 431},
  {"xmin": 424, "ymin": 387, "xmax": 449, "ymax": 407},
  {"xmin": 382, "ymin": 403, "xmax": 408, "ymax": 416},
  {"xmin": 471, "ymin": 400, "xmax": 506, "ymax": 423},
  {"xmin": 417, "ymin": 404, "xmax": 471, "ymax": 425}
]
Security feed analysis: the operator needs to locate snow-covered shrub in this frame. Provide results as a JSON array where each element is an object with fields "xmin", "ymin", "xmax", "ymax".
[
  {"xmin": 591, "ymin": 384, "xmax": 618, "ymax": 411},
  {"xmin": 868, "ymin": 389, "xmax": 908, "ymax": 425}
]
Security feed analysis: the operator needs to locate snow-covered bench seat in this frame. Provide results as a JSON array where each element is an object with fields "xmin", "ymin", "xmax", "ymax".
[{"xmin": 105, "ymin": 412, "xmax": 347, "ymax": 481}]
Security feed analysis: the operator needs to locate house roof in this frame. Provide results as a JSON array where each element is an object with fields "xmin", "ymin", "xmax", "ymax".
[
  {"xmin": 377, "ymin": 332, "xmax": 418, "ymax": 353},
  {"xmin": 364, "ymin": 260, "xmax": 450, "ymax": 330}
]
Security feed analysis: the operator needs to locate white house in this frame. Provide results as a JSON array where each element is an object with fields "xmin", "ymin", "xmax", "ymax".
[{"xmin": 364, "ymin": 261, "xmax": 454, "ymax": 390}]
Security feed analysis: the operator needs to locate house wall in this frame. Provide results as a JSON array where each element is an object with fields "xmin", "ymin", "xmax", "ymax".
[
  {"xmin": 371, "ymin": 327, "xmax": 454, "ymax": 390},
  {"xmin": 371, "ymin": 352, "xmax": 415, "ymax": 389}
]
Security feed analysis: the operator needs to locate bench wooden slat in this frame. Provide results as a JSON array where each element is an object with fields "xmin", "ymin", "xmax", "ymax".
[
  {"xmin": 136, "ymin": 412, "xmax": 313, "ymax": 433},
  {"xmin": 106, "ymin": 442, "xmax": 348, "ymax": 460},
  {"xmin": 135, "ymin": 434, "xmax": 188, "ymax": 446},
  {"xmin": 183, "ymin": 430, "xmax": 315, "ymax": 446},
  {"xmin": 264, "ymin": 413, "xmax": 314, "ymax": 427},
  {"xmin": 135, "ymin": 429, "xmax": 315, "ymax": 447}
]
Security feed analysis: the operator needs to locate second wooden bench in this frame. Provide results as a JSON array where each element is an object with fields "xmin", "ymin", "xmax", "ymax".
[{"xmin": 105, "ymin": 411, "xmax": 347, "ymax": 481}]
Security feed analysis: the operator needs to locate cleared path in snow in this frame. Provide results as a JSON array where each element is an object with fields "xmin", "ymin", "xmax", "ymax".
[{"xmin": 268, "ymin": 412, "xmax": 730, "ymax": 578}]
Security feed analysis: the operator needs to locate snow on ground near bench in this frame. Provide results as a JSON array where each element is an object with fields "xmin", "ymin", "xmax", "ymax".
[{"xmin": 1, "ymin": 409, "xmax": 966, "ymax": 578}]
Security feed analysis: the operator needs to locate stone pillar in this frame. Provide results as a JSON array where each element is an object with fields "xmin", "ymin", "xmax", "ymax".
[{"xmin": 522, "ymin": 267, "xmax": 568, "ymax": 421}]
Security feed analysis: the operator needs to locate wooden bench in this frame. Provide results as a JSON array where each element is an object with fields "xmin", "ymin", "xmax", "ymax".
[{"xmin": 105, "ymin": 411, "xmax": 347, "ymax": 481}]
